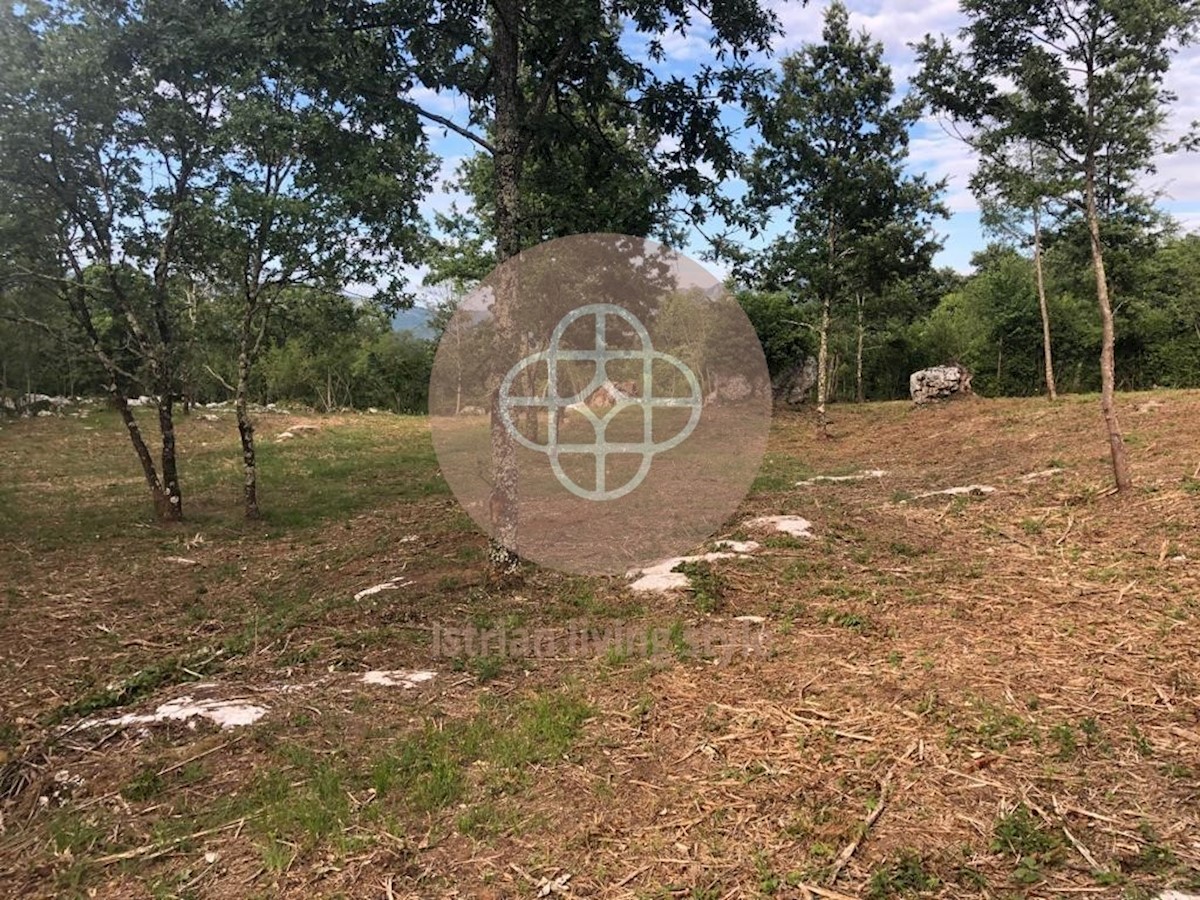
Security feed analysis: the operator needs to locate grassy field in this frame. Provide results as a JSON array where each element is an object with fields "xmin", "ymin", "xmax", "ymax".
[{"xmin": 0, "ymin": 393, "xmax": 1198, "ymax": 899}]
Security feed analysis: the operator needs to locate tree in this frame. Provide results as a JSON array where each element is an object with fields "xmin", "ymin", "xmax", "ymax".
[
  {"xmin": 745, "ymin": 1, "xmax": 944, "ymax": 430},
  {"xmin": 1138, "ymin": 232, "xmax": 1200, "ymax": 386},
  {"xmin": 425, "ymin": 85, "xmax": 686, "ymax": 284},
  {"xmin": 283, "ymin": 0, "xmax": 782, "ymax": 572},
  {"xmin": 915, "ymin": 0, "xmax": 1200, "ymax": 492},
  {"xmin": 191, "ymin": 14, "xmax": 433, "ymax": 519},
  {"xmin": 0, "ymin": 0, "xmax": 231, "ymax": 520},
  {"xmin": 849, "ymin": 189, "xmax": 946, "ymax": 404},
  {"xmin": 0, "ymin": 1, "xmax": 433, "ymax": 521}
]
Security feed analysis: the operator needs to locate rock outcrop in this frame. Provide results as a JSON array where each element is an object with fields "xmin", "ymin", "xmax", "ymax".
[
  {"xmin": 910, "ymin": 365, "xmax": 972, "ymax": 405},
  {"xmin": 772, "ymin": 357, "xmax": 819, "ymax": 407}
]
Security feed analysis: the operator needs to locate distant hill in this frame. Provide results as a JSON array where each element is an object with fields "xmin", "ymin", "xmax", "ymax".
[{"xmin": 391, "ymin": 306, "xmax": 436, "ymax": 338}]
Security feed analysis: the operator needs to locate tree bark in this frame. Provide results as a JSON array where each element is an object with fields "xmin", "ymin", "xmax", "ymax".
[
  {"xmin": 816, "ymin": 295, "xmax": 831, "ymax": 434},
  {"xmin": 485, "ymin": 0, "xmax": 524, "ymax": 575},
  {"xmin": 1085, "ymin": 171, "xmax": 1132, "ymax": 493},
  {"xmin": 112, "ymin": 386, "xmax": 170, "ymax": 516},
  {"xmin": 69, "ymin": 288, "xmax": 174, "ymax": 518},
  {"xmin": 235, "ymin": 313, "xmax": 260, "ymax": 520},
  {"xmin": 155, "ymin": 392, "xmax": 183, "ymax": 520},
  {"xmin": 855, "ymin": 292, "xmax": 865, "ymax": 404},
  {"xmin": 1032, "ymin": 202, "xmax": 1058, "ymax": 401}
]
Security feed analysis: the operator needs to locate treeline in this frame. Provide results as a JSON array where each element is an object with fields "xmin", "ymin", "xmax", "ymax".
[
  {"xmin": 0, "ymin": 287, "xmax": 434, "ymax": 414},
  {"xmin": 741, "ymin": 229, "xmax": 1200, "ymax": 403},
  {"xmin": 8, "ymin": 225, "xmax": 1198, "ymax": 414}
]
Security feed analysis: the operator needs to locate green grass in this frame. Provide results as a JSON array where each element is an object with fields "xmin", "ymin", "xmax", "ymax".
[
  {"xmin": 1049, "ymin": 723, "xmax": 1078, "ymax": 760},
  {"xmin": 991, "ymin": 804, "xmax": 1064, "ymax": 886},
  {"xmin": 972, "ymin": 701, "xmax": 1039, "ymax": 751},
  {"xmin": 48, "ymin": 810, "xmax": 108, "ymax": 856},
  {"xmin": 867, "ymin": 851, "xmax": 942, "ymax": 898},
  {"xmin": 48, "ymin": 648, "xmax": 227, "ymax": 725},
  {"xmin": 818, "ymin": 608, "xmax": 872, "ymax": 632},
  {"xmin": 751, "ymin": 453, "xmax": 813, "ymax": 494},
  {"xmin": 457, "ymin": 802, "xmax": 521, "ymax": 839},
  {"xmin": 672, "ymin": 559, "xmax": 727, "ymax": 613},
  {"xmin": 367, "ymin": 691, "xmax": 592, "ymax": 816},
  {"xmin": 0, "ymin": 411, "xmax": 445, "ymax": 545}
]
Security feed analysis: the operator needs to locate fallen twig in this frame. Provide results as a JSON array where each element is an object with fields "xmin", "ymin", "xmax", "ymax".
[
  {"xmin": 1063, "ymin": 825, "xmax": 1102, "ymax": 870},
  {"xmin": 156, "ymin": 737, "xmax": 241, "ymax": 777},
  {"xmin": 92, "ymin": 817, "xmax": 247, "ymax": 866},
  {"xmin": 828, "ymin": 742, "xmax": 917, "ymax": 883}
]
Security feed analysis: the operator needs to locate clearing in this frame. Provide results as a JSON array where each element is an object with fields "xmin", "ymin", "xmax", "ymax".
[{"xmin": 0, "ymin": 392, "xmax": 1198, "ymax": 899}]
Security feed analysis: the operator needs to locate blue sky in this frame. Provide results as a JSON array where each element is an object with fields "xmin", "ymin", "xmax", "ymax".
[{"xmin": 402, "ymin": 0, "xmax": 1200, "ymax": 294}]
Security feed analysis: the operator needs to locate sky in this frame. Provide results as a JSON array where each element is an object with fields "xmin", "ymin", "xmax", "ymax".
[{"xmin": 401, "ymin": 0, "xmax": 1200, "ymax": 296}]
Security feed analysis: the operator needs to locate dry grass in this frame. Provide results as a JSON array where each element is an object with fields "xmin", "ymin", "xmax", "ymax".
[{"xmin": 0, "ymin": 391, "xmax": 1198, "ymax": 898}]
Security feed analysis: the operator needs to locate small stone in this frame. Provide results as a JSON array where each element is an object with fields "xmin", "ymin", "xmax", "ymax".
[
  {"xmin": 746, "ymin": 515, "xmax": 814, "ymax": 539},
  {"xmin": 361, "ymin": 670, "xmax": 437, "ymax": 688}
]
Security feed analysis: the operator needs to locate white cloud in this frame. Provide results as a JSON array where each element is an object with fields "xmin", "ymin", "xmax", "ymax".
[
  {"xmin": 766, "ymin": 1, "xmax": 1200, "ymax": 216},
  {"xmin": 907, "ymin": 120, "xmax": 979, "ymax": 212},
  {"xmin": 769, "ymin": 0, "xmax": 964, "ymax": 79},
  {"xmin": 408, "ymin": 85, "xmax": 464, "ymax": 118}
]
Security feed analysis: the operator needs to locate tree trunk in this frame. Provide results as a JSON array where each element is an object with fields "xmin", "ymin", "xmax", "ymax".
[
  {"xmin": 816, "ymin": 296, "xmax": 830, "ymax": 435},
  {"xmin": 1032, "ymin": 203, "xmax": 1058, "ymax": 401},
  {"xmin": 68, "ymin": 287, "xmax": 176, "ymax": 519},
  {"xmin": 454, "ymin": 322, "xmax": 463, "ymax": 416},
  {"xmin": 155, "ymin": 392, "xmax": 183, "ymax": 520},
  {"xmin": 112, "ymin": 385, "xmax": 171, "ymax": 517},
  {"xmin": 855, "ymin": 292, "xmax": 865, "ymax": 404},
  {"xmin": 486, "ymin": 0, "xmax": 524, "ymax": 575},
  {"xmin": 235, "ymin": 324, "xmax": 260, "ymax": 520},
  {"xmin": 1085, "ymin": 172, "xmax": 1132, "ymax": 493}
]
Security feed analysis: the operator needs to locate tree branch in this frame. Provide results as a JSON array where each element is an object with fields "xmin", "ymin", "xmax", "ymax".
[
  {"xmin": 203, "ymin": 363, "xmax": 237, "ymax": 395},
  {"xmin": 399, "ymin": 98, "xmax": 495, "ymax": 154}
]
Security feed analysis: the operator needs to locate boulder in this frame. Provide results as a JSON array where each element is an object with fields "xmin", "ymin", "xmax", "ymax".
[
  {"xmin": 772, "ymin": 357, "xmax": 819, "ymax": 407},
  {"xmin": 910, "ymin": 365, "xmax": 973, "ymax": 405}
]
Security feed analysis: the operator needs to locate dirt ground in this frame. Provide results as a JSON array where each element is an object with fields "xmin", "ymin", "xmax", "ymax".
[{"xmin": 0, "ymin": 391, "xmax": 1198, "ymax": 899}]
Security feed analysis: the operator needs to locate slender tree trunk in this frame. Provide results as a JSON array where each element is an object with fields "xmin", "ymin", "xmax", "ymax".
[
  {"xmin": 454, "ymin": 323, "xmax": 463, "ymax": 416},
  {"xmin": 235, "ymin": 309, "xmax": 260, "ymax": 520},
  {"xmin": 1085, "ymin": 171, "xmax": 1132, "ymax": 493},
  {"xmin": 69, "ymin": 288, "xmax": 174, "ymax": 518},
  {"xmin": 816, "ymin": 296, "xmax": 830, "ymax": 435},
  {"xmin": 112, "ymin": 386, "xmax": 170, "ymax": 516},
  {"xmin": 855, "ymin": 292, "xmax": 865, "ymax": 404},
  {"xmin": 486, "ymin": 0, "xmax": 524, "ymax": 575},
  {"xmin": 155, "ymin": 392, "xmax": 183, "ymax": 520},
  {"xmin": 1032, "ymin": 203, "xmax": 1058, "ymax": 401}
]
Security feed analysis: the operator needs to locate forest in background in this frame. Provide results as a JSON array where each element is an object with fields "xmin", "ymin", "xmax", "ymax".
[{"xmin": 7, "ymin": 226, "xmax": 1200, "ymax": 411}]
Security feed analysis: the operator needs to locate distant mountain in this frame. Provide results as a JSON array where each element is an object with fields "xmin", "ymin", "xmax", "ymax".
[{"xmin": 391, "ymin": 306, "xmax": 436, "ymax": 338}]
